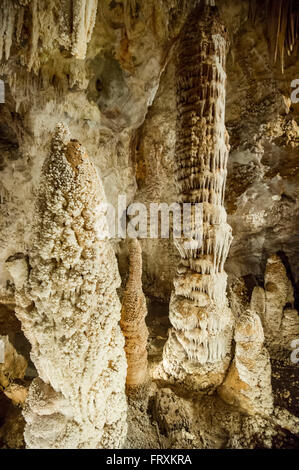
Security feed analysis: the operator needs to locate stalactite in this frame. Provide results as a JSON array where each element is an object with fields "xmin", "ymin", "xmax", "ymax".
[
  {"xmin": 0, "ymin": 335, "xmax": 28, "ymax": 406},
  {"xmin": 161, "ymin": 3, "xmax": 233, "ymax": 392},
  {"xmin": 72, "ymin": 0, "xmax": 98, "ymax": 59},
  {"xmin": 0, "ymin": 1, "xmax": 17, "ymax": 62},
  {"xmin": 250, "ymin": 254, "xmax": 299, "ymax": 357},
  {"xmin": 7, "ymin": 123, "xmax": 127, "ymax": 449},
  {"xmin": 250, "ymin": 0, "xmax": 299, "ymax": 73},
  {"xmin": 27, "ymin": 0, "xmax": 39, "ymax": 72},
  {"xmin": 120, "ymin": 238, "xmax": 149, "ymax": 388},
  {"xmin": 0, "ymin": 0, "xmax": 39, "ymax": 71}
]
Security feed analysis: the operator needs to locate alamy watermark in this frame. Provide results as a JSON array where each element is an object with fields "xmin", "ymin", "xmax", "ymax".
[
  {"xmin": 97, "ymin": 196, "xmax": 204, "ymax": 248},
  {"xmin": 291, "ymin": 79, "xmax": 299, "ymax": 104}
]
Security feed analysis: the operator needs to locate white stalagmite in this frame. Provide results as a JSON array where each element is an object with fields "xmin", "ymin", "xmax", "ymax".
[
  {"xmin": 161, "ymin": 4, "xmax": 233, "ymax": 391},
  {"xmin": 7, "ymin": 123, "xmax": 127, "ymax": 448}
]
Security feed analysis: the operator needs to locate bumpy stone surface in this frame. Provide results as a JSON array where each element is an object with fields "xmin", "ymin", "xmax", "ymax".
[
  {"xmin": 8, "ymin": 124, "xmax": 127, "ymax": 449},
  {"xmin": 161, "ymin": 4, "xmax": 233, "ymax": 391}
]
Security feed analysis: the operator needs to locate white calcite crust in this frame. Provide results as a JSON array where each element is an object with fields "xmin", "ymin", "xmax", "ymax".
[{"xmin": 9, "ymin": 123, "xmax": 127, "ymax": 448}]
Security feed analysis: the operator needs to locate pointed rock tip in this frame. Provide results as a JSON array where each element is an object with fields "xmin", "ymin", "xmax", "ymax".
[{"xmin": 53, "ymin": 122, "xmax": 71, "ymax": 146}]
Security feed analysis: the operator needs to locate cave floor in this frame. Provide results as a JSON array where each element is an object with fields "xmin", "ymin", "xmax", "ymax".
[{"xmin": 0, "ymin": 299, "xmax": 298, "ymax": 449}]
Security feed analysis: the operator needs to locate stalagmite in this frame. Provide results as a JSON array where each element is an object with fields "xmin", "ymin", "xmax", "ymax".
[
  {"xmin": 0, "ymin": 335, "xmax": 28, "ymax": 406},
  {"xmin": 251, "ymin": 254, "xmax": 299, "ymax": 357},
  {"xmin": 120, "ymin": 238, "xmax": 149, "ymax": 388},
  {"xmin": 7, "ymin": 123, "xmax": 127, "ymax": 449},
  {"xmin": 218, "ymin": 310, "xmax": 273, "ymax": 416},
  {"xmin": 161, "ymin": 3, "xmax": 233, "ymax": 391}
]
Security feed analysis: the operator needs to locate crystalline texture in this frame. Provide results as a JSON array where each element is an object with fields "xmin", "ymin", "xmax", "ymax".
[{"xmin": 8, "ymin": 123, "xmax": 127, "ymax": 448}]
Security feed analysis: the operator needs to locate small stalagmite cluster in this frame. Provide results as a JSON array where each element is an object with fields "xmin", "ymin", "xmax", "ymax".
[
  {"xmin": 218, "ymin": 310, "xmax": 273, "ymax": 416},
  {"xmin": 162, "ymin": 3, "xmax": 234, "ymax": 391},
  {"xmin": 0, "ymin": 0, "xmax": 98, "ymax": 69},
  {"xmin": 6, "ymin": 123, "xmax": 127, "ymax": 449},
  {"xmin": 218, "ymin": 253, "xmax": 299, "ymax": 417},
  {"xmin": 120, "ymin": 238, "xmax": 149, "ymax": 389},
  {"xmin": 250, "ymin": 254, "xmax": 299, "ymax": 357}
]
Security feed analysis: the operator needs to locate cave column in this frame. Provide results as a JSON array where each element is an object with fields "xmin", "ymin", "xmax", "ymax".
[{"xmin": 161, "ymin": 3, "xmax": 233, "ymax": 392}]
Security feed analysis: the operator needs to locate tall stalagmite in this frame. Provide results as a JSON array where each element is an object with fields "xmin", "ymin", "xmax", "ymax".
[
  {"xmin": 7, "ymin": 123, "xmax": 127, "ymax": 448},
  {"xmin": 120, "ymin": 238, "xmax": 148, "ymax": 388},
  {"xmin": 162, "ymin": 3, "xmax": 233, "ymax": 391}
]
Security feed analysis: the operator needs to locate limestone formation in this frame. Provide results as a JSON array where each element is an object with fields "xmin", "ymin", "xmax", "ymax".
[
  {"xmin": 0, "ymin": 1, "xmax": 98, "ymax": 68},
  {"xmin": 250, "ymin": 0, "xmax": 299, "ymax": 73},
  {"xmin": 0, "ymin": 0, "xmax": 299, "ymax": 451},
  {"xmin": 72, "ymin": 0, "xmax": 98, "ymax": 59},
  {"xmin": 218, "ymin": 310, "xmax": 273, "ymax": 416},
  {"xmin": 7, "ymin": 123, "xmax": 127, "ymax": 449},
  {"xmin": 0, "ymin": 335, "xmax": 28, "ymax": 406},
  {"xmin": 120, "ymin": 238, "xmax": 148, "ymax": 388},
  {"xmin": 162, "ymin": 3, "xmax": 233, "ymax": 391},
  {"xmin": 152, "ymin": 388, "xmax": 201, "ymax": 449},
  {"xmin": 251, "ymin": 254, "xmax": 299, "ymax": 357}
]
